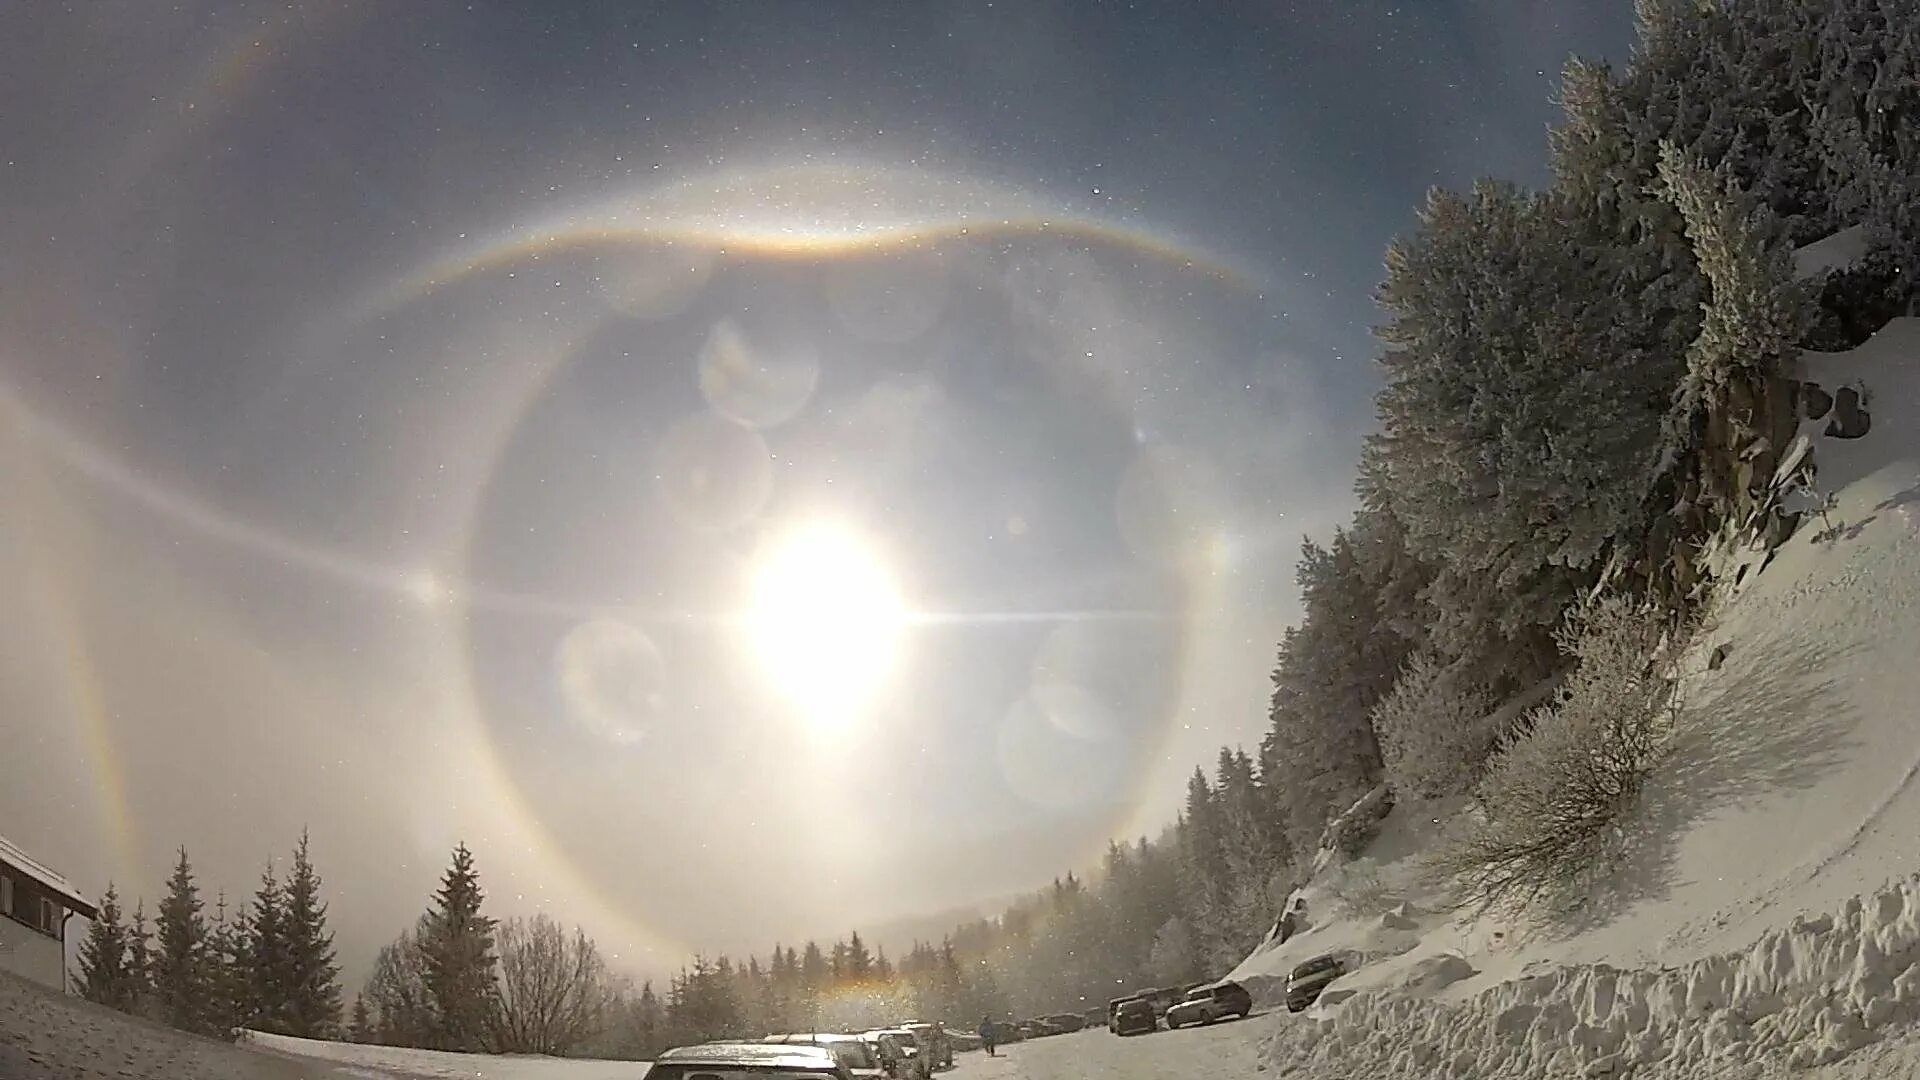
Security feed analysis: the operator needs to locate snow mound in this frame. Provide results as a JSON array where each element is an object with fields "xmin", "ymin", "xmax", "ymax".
[
  {"xmin": 1264, "ymin": 874, "xmax": 1920, "ymax": 1078},
  {"xmin": 241, "ymin": 1030, "xmax": 647, "ymax": 1079},
  {"xmin": 1229, "ymin": 797, "xmax": 1465, "ymax": 1007},
  {"xmin": 1795, "ymin": 224, "xmax": 1871, "ymax": 279}
]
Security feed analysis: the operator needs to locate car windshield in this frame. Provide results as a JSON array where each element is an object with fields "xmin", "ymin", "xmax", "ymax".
[{"xmin": 12, "ymin": 6, "xmax": 1915, "ymax": 1080}]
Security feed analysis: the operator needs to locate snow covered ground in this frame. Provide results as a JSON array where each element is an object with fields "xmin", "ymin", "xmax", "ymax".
[
  {"xmin": 0, "ymin": 968, "xmax": 353, "ymax": 1080},
  {"xmin": 240, "ymin": 1031, "xmax": 646, "ymax": 1079},
  {"xmin": 941, "ymin": 1020, "xmax": 1256, "ymax": 1080},
  {"xmin": 1244, "ymin": 318, "xmax": 1920, "ymax": 1076}
]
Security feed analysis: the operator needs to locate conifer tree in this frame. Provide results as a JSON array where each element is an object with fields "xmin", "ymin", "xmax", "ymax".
[
  {"xmin": 207, "ymin": 892, "xmax": 253, "ymax": 1035},
  {"xmin": 127, "ymin": 899, "xmax": 156, "ymax": 1019},
  {"xmin": 419, "ymin": 843, "xmax": 496, "ymax": 1051},
  {"xmin": 154, "ymin": 847, "xmax": 215, "ymax": 1034},
  {"xmin": 75, "ymin": 883, "xmax": 133, "ymax": 1009},
  {"xmin": 247, "ymin": 859, "xmax": 289, "ymax": 1033},
  {"xmin": 282, "ymin": 829, "xmax": 343, "ymax": 1037}
]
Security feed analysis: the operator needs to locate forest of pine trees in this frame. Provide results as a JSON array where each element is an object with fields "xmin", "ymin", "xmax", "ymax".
[
  {"xmin": 73, "ymin": 834, "xmax": 342, "ymax": 1040},
  {"xmin": 355, "ymin": 819, "xmax": 1275, "ymax": 1060}
]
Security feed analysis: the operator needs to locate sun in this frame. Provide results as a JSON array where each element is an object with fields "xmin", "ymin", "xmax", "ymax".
[{"xmin": 744, "ymin": 520, "xmax": 908, "ymax": 721}]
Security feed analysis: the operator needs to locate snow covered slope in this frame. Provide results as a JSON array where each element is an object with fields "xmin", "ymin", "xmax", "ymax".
[
  {"xmin": 1253, "ymin": 319, "xmax": 1920, "ymax": 1075},
  {"xmin": 240, "ymin": 1031, "xmax": 646, "ymax": 1080}
]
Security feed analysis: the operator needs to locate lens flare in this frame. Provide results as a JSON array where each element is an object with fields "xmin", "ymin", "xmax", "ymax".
[
  {"xmin": 697, "ymin": 319, "xmax": 821, "ymax": 429},
  {"xmin": 555, "ymin": 618, "xmax": 667, "ymax": 746}
]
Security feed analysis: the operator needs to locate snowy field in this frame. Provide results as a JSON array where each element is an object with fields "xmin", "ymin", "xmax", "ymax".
[
  {"xmin": 1241, "ymin": 316, "xmax": 1920, "ymax": 1076},
  {"xmin": 241, "ymin": 1031, "xmax": 646, "ymax": 1079},
  {"xmin": 0, "ymin": 967, "xmax": 352, "ymax": 1080}
]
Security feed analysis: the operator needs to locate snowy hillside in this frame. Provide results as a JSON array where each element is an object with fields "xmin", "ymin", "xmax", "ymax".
[
  {"xmin": 241, "ymin": 1031, "xmax": 646, "ymax": 1080},
  {"xmin": 1248, "ymin": 319, "xmax": 1920, "ymax": 1076}
]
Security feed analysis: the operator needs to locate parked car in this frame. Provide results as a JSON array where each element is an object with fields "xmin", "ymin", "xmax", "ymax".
[
  {"xmin": 863, "ymin": 1029, "xmax": 929, "ymax": 1079},
  {"xmin": 1165, "ymin": 980, "xmax": 1254, "ymax": 1028},
  {"xmin": 1109, "ymin": 996, "xmax": 1157, "ymax": 1036},
  {"xmin": 1083, "ymin": 1006, "xmax": 1107, "ymax": 1027},
  {"xmin": 981, "ymin": 1020, "xmax": 1023, "ymax": 1044},
  {"xmin": 1015, "ymin": 1020, "xmax": 1048, "ymax": 1039},
  {"xmin": 1286, "ymin": 954, "xmax": 1349, "ymax": 1013},
  {"xmin": 1139, "ymin": 986, "xmax": 1179, "ymax": 1018},
  {"xmin": 946, "ymin": 1029, "xmax": 983, "ymax": 1054},
  {"xmin": 765, "ymin": 1033, "xmax": 885, "ymax": 1078},
  {"xmin": 1041, "ymin": 1012, "xmax": 1086, "ymax": 1033},
  {"xmin": 901, "ymin": 1021, "xmax": 953, "ymax": 1068},
  {"xmin": 645, "ymin": 1043, "xmax": 852, "ymax": 1080}
]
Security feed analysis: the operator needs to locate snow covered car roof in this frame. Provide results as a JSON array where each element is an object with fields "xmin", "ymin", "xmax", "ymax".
[
  {"xmin": 657, "ymin": 1043, "xmax": 845, "ymax": 1067},
  {"xmin": 0, "ymin": 832, "xmax": 95, "ymax": 917}
]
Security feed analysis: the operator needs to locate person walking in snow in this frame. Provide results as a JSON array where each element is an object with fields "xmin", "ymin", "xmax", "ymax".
[{"xmin": 979, "ymin": 1016, "xmax": 997, "ymax": 1057}]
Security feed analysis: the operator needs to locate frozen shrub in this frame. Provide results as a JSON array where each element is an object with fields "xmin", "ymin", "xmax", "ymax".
[
  {"xmin": 1324, "ymin": 861, "xmax": 1393, "ymax": 917},
  {"xmin": 1372, "ymin": 654, "xmax": 1497, "ymax": 800},
  {"xmin": 1436, "ymin": 595, "xmax": 1682, "ymax": 910}
]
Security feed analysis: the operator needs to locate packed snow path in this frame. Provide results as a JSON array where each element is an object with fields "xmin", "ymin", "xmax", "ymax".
[{"xmin": 945, "ymin": 1021, "xmax": 1260, "ymax": 1080}]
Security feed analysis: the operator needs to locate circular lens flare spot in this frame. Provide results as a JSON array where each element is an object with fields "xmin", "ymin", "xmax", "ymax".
[
  {"xmin": 554, "ymin": 618, "xmax": 667, "ymax": 746},
  {"xmin": 653, "ymin": 412, "xmax": 774, "ymax": 533},
  {"xmin": 744, "ymin": 521, "xmax": 907, "ymax": 724},
  {"xmin": 698, "ymin": 318, "xmax": 820, "ymax": 429}
]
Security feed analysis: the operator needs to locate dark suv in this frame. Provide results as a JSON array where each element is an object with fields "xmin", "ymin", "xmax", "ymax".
[
  {"xmin": 1165, "ymin": 980, "xmax": 1253, "ymax": 1028},
  {"xmin": 1285, "ymin": 954, "xmax": 1348, "ymax": 1012},
  {"xmin": 1108, "ymin": 996, "xmax": 1156, "ymax": 1036}
]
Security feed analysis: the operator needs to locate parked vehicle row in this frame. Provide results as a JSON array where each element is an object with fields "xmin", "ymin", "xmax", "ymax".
[
  {"xmin": 756, "ymin": 1022, "xmax": 954, "ymax": 1079},
  {"xmin": 1098, "ymin": 956, "xmax": 1350, "ymax": 1039},
  {"xmin": 1105, "ymin": 979, "xmax": 1252, "ymax": 1035},
  {"xmin": 639, "ymin": 965, "xmax": 1349, "ymax": 1080}
]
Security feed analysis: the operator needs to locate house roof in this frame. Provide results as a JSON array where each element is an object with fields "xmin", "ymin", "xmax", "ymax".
[{"xmin": 0, "ymin": 832, "xmax": 96, "ymax": 919}]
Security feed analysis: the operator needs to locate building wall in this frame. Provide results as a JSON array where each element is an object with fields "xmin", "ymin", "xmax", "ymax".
[{"xmin": 0, "ymin": 912, "xmax": 65, "ymax": 989}]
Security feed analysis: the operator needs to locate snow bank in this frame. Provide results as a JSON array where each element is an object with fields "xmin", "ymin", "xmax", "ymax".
[
  {"xmin": 1264, "ymin": 873, "xmax": 1920, "ymax": 1078},
  {"xmin": 240, "ymin": 1030, "xmax": 646, "ymax": 1079},
  {"xmin": 1229, "ymin": 798, "xmax": 1466, "ymax": 1007},
  {"xmin": 1795, "ymin": 224, "xmax": 1871, "ymax": 279}
]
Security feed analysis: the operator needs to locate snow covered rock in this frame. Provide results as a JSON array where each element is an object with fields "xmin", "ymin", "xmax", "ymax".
[
  {"xmin": 1794, "ymin": 225, "xmax": 1871, "ymax": 280},
  {"xmin": 1405, "ymin": 953, "xmax": 1477, "ymax": 995},
  {"xmin": 1316, "ymin": 785, "xmax": 1395, "ymax": 864}
]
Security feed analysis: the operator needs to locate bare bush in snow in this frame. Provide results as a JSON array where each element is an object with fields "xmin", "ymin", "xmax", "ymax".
[
  {"xmin": 489, "ymin": 914, "xmax": 615, "ymax": 1056},
  {"xmin": 1323, "ymin": 861, "xmax": 1393, "ymax": 917},
  {"xmin": 1372, "ymin": 653, "xmax": 1497, "ymax": 800},
  {"xmin": 1435, "ymin": 595, "xmax": 1683, "ymax": 911}
]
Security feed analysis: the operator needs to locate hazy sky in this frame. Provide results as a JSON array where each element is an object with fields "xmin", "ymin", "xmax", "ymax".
[{"xmin": 0, "ymin": 2, "xmax": 1632, "ymax": 982}]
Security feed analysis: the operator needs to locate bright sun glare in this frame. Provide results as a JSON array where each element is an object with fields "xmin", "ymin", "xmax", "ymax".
[{"xmin": 745, "ymin": 521, "xmax": 908, "ymax": 722}]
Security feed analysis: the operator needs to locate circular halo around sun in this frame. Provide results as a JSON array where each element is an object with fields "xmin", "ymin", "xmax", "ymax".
[{"xmin": 743, "ymin": 520, "xmax": 908, "ymax": 724}]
